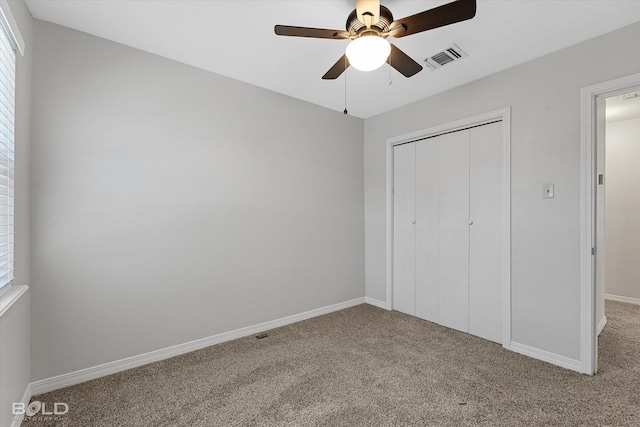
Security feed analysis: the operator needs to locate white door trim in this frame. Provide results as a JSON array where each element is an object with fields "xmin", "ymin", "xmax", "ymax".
[
  {"xmin": 579, "ymin": 72, "xmax": 640, "ymax": 375},
  {"xmin": 385, "ymin": 107, "xmax": 511, "ymax": 348}
]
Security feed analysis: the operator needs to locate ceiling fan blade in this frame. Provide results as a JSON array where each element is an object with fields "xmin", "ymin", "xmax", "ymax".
[
  {"xmin": 356, "ymin": 0, "xmax": 380, "ymax": 26},
  {"xmin": 274, "ymin": 25, "xmax": 350, "ymax": 39},
  {"xmin": 322, "ymin": 54, "xmax": 350, "ymax": 80},
  {"xmin": 389, "ymin": 44, "xmax": 423, "ymax": 77},
  {"xmin": 389, "ymin": 0, "xmax": 476, "ymax": 38}
]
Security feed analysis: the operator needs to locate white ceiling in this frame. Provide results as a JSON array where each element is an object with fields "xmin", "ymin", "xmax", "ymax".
[
  {"xmin": 606, "ymin": 95, "xmax": 640, "ymax": 123},
  {"xmin": 25, "ymin": 0, "xmax": 640, "ymax": 119}
]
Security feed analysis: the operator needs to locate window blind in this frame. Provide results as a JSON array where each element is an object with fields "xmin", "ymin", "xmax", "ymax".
[{"xmin": 0, "ymin": 19, "xmax": 14, "ymax": 293}]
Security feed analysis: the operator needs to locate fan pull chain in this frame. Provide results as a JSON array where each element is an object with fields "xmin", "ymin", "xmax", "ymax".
[
  {"xmin": 388, "ymin": 56, "xmax": 393, "ymax": 85},
  {"xmin": 343, "ymin": 56, "xmax": 348, "ymax": 115}
]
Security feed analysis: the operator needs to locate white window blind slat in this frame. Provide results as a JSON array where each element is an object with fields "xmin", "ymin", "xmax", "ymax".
[
  {"xmin": 0, "ymin": 269, "xmax": 13, "ymax": 284},
  {"xmin": 0, "ymin": 16, "xmax": 14, "ymax": 293},
  {"xmin": 0, "ymin": 124, "xmax": 15, "ymax": 142}
]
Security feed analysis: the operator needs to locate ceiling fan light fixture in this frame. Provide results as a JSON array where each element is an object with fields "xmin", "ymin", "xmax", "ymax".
[{"xmin": 345, "ymin": 35, "xmax": 391, "ymax": 72}]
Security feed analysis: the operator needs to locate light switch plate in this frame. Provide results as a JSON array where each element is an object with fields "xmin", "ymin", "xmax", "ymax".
[{"xmin": 543, "ymin": 183, "xmax": 554, "ymax": 199}]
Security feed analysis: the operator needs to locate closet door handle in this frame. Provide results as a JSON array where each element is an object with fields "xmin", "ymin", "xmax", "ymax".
[
  {"xmin": 412, "ymin": 220, "xmax": 416, "ymax": 224},
  {"xmin": 468, "ymin": 220, "xmax": 473, "ymax": 225}
]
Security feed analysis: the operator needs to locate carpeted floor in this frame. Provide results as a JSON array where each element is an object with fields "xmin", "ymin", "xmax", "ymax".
[{"xmin": 23, "ymin": 300, "xmax": 640, "ymax": 426}]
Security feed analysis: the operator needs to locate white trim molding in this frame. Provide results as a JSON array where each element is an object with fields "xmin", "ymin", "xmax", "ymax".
[
  {"xmin": 385, "ymin": 108, "xmax": 512, "ymax": 348},
  {"xmin": 580, "ymin": 72, "xmax": 640, "ymax": 375},
  {"xmin": 597, "ymin": 315, "xmax": 607, "ymax": 336},
  {"xmin": 510, "ymin": 342, "xmax": 582, "ymax": 373},
  {"xmin": 365, "ymin": 297, "xmax": 391, "ymax": 310},
  {"xmin": 0, "ymin": 0, "xmax": 24, "ymax": 55},
  {"xmin": 0, "ymin": 285, "xmax": 28, "ymax": 318},
  {"xmin": 605, "ymin": 294, "xmax": 640, "ymax": 306},
  {"xmin": 30, "ymin": 297, "xmax": 365, "ymax": 395},
  {"xmin": 10, "ymin": 384, "xmax": 31, "ymax": 427}
]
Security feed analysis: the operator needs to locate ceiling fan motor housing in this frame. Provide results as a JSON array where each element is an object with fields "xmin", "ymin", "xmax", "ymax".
[{"xmin": 346, "ymin": 5, "xmax": 394, "ymax": 37}]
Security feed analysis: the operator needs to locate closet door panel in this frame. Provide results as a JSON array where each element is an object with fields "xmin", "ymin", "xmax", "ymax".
[
  {"xmin": 469, "ymin": 122, "xmax": 504, "ymax": 343},
  {"xmin": 437, "ymin": 131, "xmax": 470, "ymax": 333},
  {"xmin": 393, "ymin": 143, "xmax": 416, "ymax": 316},
  {"xmin": 415, "ymin": 139, "xmax": 439, "ymax": 323}
]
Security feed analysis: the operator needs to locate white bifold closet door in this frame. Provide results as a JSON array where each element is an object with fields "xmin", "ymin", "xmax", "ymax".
[
  {"xmin": 393, "ymin": 121, "xmax": 504, "ymax": 344},
  {"xmin": 416, "ymin": 130, "xmax": 470, "ymax": 332},
  {"xmin": 468, "ymin": 122, "xmax": 504, "ymax": 343},
  {"xmin": 393, "ymin": 142, "xmax": 416, "ymax": 316}
]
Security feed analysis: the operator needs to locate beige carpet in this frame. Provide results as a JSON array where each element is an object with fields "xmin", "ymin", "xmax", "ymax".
[{"xmin": 24, "ymin": 300, "xmax": 640, "ymax": 426}]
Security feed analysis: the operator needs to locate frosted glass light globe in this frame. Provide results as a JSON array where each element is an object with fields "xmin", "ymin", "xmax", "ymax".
[{"xmin": 345, "ymin": 35, "xmax": 391, "ymax": 72}]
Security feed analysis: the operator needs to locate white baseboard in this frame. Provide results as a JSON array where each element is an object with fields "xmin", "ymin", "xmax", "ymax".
[
  {"xmin": 30, "ymin": 297, "xmax": 365, "ymax": 395},
  {"xmin": 10, "ymin": 384, "xmax": 31, "ymax": 427},
  {"xmin": 365, "ymin": 297, "xmax": 391, "ymax": 310},
  {"xmin": 510, "ymin": 342, "xmax": 582, "ymax": 373},
  {"xmin": 597, "ymin": 315, "xmax": 607, "ymax": 336},
  {"xmin": 605, "ymin": 293, "xmax": 640, "ymax": 305}
]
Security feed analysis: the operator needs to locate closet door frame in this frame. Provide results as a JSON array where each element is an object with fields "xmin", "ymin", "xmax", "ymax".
[{"xmin": 385, "ymin": 108, "xmax": 511, "ymax": 349}]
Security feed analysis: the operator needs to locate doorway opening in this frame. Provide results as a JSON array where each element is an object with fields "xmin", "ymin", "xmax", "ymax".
[
  {"xmin": 595, "ymin": 87, "xmax": 640, "ymax": 362},
  {"xmin": 598, "ymin": 90, "xmax": 640, "ymax": 307},
  {"xmin": 580, "ymin": 72, "xmax": 640, "ymax": 375}
]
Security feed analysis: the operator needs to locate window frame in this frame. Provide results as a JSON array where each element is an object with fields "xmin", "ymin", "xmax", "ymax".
[{"xmin": 0, "ymin": 0, "xmax": 22, "ymax": 298}]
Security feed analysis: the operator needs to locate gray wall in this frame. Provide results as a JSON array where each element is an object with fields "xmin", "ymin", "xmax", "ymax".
[
  {"xmin": 31, "ymin": 20, "xmax": 364, "ymax": 381},
  {"xmin": 0, "ymin": 0, "xmax": 32, "ymax": 425},
  {"xmin": 364, "ymin": 23, "xmax": 640, "ymax": 361},
  {"xmin": 1, "ymin": 290, "xmax": 30, "ymax": 426},
  {"xmin": 605, "ymin": 117, "xmax": 640, "ymax": 300}
]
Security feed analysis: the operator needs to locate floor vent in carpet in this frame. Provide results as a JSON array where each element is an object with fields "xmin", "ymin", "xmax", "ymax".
[{"xmin": 255, "ymin": 333, "xmax": 269, "ymax": 339}]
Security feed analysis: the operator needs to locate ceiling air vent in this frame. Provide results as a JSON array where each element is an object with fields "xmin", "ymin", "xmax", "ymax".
[
  {"xmin": 620, "ymin": 91, "xmax": 640, "ymax": 100},
  {"xmin": 422, "ymin": 44, "xmax": 468, "ymax": 71}
]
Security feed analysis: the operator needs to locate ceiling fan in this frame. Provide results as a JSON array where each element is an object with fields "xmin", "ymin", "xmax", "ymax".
[{"xmin": 274, "ymin": 0, "xmax": 476, "ymax": 80}]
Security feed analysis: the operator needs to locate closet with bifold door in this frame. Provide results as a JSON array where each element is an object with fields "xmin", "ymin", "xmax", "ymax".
[{"xmin": 393, "ymin": 120, "xmax": 506, "ymax": 344}]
